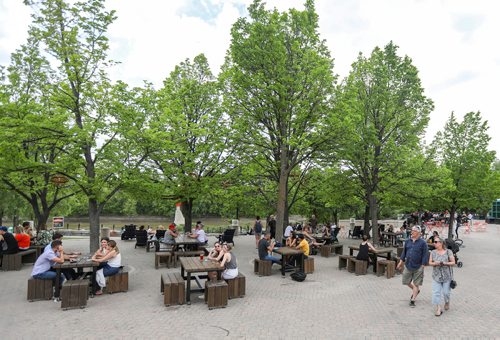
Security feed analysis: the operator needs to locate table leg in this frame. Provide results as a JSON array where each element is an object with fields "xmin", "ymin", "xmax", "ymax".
[
  {"xmin": 299, "ymin": 254, "xmax": 304, "ymax": 272},
  {"xmin": 349, "ymin": 248, "xmax": 354, "ymax": 256},
  {"xmin": 186, "ymin": 272, "xmax": 191, "ymax": 305},
  {"xmin": 91, "ymin": 266, "xmax": 97, "ymax": 296},
  {"xmin": 281, "ymin": 254, "xmax": 285, "ymax": 276}
]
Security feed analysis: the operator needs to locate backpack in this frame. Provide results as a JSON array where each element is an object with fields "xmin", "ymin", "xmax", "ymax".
[
  {"xmin": 291, "ymin": 271, "xmax": 307, "ymax": 282},
  {"xmin": 255, "ymin": 221, "xmax": 262, "ymax": 234}
]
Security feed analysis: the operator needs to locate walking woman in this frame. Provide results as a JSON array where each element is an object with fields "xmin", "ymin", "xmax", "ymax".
[{"xmin": 428, "ymin": 237, "xmax": 455, "ymax": 316}]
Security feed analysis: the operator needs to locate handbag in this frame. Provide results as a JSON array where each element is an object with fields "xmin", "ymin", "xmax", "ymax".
[{"xmin": 450, "ymin": 264, "xmax": 457, "ymax": 289}]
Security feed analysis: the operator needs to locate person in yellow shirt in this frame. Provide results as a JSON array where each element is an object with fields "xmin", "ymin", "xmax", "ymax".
[{"xmin": 296, "ymin": 234, "xmax": 310, "ymax": 257}]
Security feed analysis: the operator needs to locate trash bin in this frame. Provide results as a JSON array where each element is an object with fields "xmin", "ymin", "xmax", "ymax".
[{"xmin": 100, "ymin": 227, "xmax": 110, "ymax": 239}]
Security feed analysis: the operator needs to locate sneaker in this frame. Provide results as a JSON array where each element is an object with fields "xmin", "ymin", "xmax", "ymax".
[{"xmin": 409, "ymin": 300, "xmax": 415, "ymax": 307}]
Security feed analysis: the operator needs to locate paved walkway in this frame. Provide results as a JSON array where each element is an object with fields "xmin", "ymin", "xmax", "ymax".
[{"xmin": 1, "ymin": 225, "xmax": 499, "ymax": 339}]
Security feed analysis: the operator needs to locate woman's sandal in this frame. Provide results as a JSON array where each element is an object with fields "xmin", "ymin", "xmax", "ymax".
[{"xmin": 435, "ymin": 309, "xmax": 442, "ymax": 316}]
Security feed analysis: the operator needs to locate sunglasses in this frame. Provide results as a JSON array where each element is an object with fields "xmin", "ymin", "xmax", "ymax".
[{"xmin": 433, "ymin": 240, "xmax": 441, "ymax": 243}]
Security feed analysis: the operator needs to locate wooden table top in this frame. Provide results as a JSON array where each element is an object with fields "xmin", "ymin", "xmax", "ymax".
[
  {"xmin": 348, "ymin": 245, "xmax": 392, "ymax": 254},
  {"xmin": 273, "ymin": 247, "xmax": 303, "ymax": 256},
  {"xmin": 53, "ymin": 256, "xmax": 98, "ymax": 269},
  {"xmin": 179, "ymin": 257, "xmax": 223, "ymax": 273},
  {"xmin": 174, "ymin": 236, "xmax": 203, "ymax": 245},
  {"xmin": 381, "ymin": 231, "xmax": 403, "ymax": 236}
]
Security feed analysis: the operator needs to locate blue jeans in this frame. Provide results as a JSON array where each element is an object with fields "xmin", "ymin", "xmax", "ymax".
[
  {"xmin": 432, "ymin": 279, "xmax": 451, "ymax": 305},
  {"xmin": 102, "ymin": 264, "xmax": 120, "ymax": 277},
  {"xmin": 33, "ymin": 271, "xmax": 65, "ymax": 286},
  {"xmin": 263, "ymin": 254, "xmax": 281, "ymax": 265}
]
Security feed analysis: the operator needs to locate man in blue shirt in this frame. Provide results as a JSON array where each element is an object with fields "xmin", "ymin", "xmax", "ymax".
[
  {"xmin": 31, "ymin": 240, "xmax": 65, "ymax": 285},
  {"xmin": 397, "ymin": 225, "xmax": 428, "ymax": 307}
]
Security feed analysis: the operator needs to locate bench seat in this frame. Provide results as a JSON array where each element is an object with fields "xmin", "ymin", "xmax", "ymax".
[
  {"xmin": 2, "ymin": 249, "xmax": 37, "ymax": 271},
  {"xmin": 161, "ymin": 273, "xmax": 185, "ymax": 306}
]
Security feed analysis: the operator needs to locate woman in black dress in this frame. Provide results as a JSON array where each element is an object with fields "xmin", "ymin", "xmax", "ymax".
[{"xmin": 356, "ymin": 234, "xmax": 376, "ymax": 265}]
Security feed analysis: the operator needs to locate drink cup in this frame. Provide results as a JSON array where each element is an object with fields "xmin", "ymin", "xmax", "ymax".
[{"xmin": 200, "ymin": 253, "xmax": 204, "ymax": 261}]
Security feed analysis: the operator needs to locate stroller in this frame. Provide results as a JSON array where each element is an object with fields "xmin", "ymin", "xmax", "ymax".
[{"xmin": 445, "ymin": 238, "xmax": 463, "ymax": 268}]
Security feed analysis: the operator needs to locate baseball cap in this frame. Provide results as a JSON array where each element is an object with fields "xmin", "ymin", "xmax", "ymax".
[{"xmin": 0, "ymin": 226, "xmax": 8, "ymax": 232}]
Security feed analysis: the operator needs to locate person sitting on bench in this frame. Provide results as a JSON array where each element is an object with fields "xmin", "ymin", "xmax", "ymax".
[
  {"xmin": 92, "ymin": 240, "xmax": 122, "ymax": 295},
  {"xmin": 31, "ymin": 240, "xmax": 65, "ymax": 286},
  {"xmin": 356, "ymin": 234, "xmax": 376, "ymax": 266},
  {"xmin": 258, "ymin": 233, "xmax": 281, "ymax": 265},
  {"xmin": 45, "ymin": 233, "xmax": 79, "ymax": 279},
  {"xmin": 14, "ymin": 226, "xmax": 31, "ymax": 251},
  {"xmin": 0, "ymin": 226, "xmax": 19, "ymax": 260}
]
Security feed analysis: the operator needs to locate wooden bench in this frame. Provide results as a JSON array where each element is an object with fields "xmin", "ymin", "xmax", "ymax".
[
  {"xmin": 106, "ymin": 270, "xmax": 128, "ymax": 294},
  {"xmin": 161, "ymin": 273, "xmax": 185, "ymax": 306},
  {"xmin": 304, "ymin": 257, "xmax": 314, "ymax": 274},
  {"xmin": 173, "ymin": 250, "xmax": 204, "ymax": 268},
  {"xmin": 348, "ymin": 258, "xmax": 367, "ymax": 275},
  {"xmin": 2, "ymin": 249, "xmax": 37, "ymax": 271},
  {"xmin": 61, "ymin": 279, "xmax": 89, "ymax": 310},
  {"xmin": 155, "ymin": 252, "xmax": 172, "ymax": 269},
  {"xmin": 254, "ymin": 259, "xmax": 272, "ymax": 276},
  {"xmin": 225, "ymin": 273, "xmax": 245, "ymax": 299},
  {"xmin": 338, "ymin": 255, "xmax": 353, "ymax": 270},
  {"xmin": 205, "ymin": 280, "xmax": 228, "ymax": 310},
  {"xmin": 376, "ymin": 259, "xmax": 395, "ymax": 279},
  {"xmin": 27, "ymin": 278, "xmax": 54, "ymax": 302},
  {"xmin": 331, "ymin": 244, "xmax": 343, "ymax": 255},
  {"xmin": 320, "ymin": 245, "xmax": 332, "ymax": 257}
]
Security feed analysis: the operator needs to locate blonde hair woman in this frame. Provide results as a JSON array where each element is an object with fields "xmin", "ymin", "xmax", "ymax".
[
  {"xmin": 220, "ymin": 243, "xmax": 238, "ymax": 279},
  {"xmin": 92, "ymin": 240, "xmax": 122, "ymax": 295}
]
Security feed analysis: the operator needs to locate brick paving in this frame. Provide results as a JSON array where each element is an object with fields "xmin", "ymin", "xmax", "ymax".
[{"xmin": 1, "ymin": 224, "xmax": 499, "ymax": 339}]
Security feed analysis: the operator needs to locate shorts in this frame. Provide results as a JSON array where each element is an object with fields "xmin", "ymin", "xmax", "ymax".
[
  {"xmin": 254, "ymin": 233, "xmax": 262, "ymax": 239},
  {"xmin": 402, "ymin": 266, "xmax": 424, "ymax": 286}
]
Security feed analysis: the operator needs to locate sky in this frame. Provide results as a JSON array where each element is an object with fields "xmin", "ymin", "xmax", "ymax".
[{"xmin": 0, "ymin": 0, "xmax": 499, "ymax": 155}]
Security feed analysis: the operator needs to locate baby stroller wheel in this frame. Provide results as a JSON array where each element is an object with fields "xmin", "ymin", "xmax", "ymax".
[{"xmin": 457, "ymin": 261, "xmax": 463, "ymax": 268}]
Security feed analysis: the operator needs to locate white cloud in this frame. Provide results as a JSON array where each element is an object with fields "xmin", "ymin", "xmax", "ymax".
[{"xmin": 0, "ymin": 0, "xmax": 499, "ymax": 155}]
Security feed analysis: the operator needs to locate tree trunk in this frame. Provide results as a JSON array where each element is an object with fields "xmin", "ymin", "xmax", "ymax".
[
  {"xmin": 363, "ymin": 203, "xmax": 370, "ymax": 234},
  {"xmin": 89, "ymin": 198, "xmax": 100, "ymax": 253},
  {"xmin": 370, "ymin": 194, "xmax": 379, "ymax": 245},
  {"xmin": 448, "ymin": 204, "xmax": 456, "ymax": 240},
  {"xmin": 275, "ymin": 149, "xmax": 289, "ymax": 239},
  {"xmin": 180, "ymin": 199, "xmax": 193, "ymax": 233}
]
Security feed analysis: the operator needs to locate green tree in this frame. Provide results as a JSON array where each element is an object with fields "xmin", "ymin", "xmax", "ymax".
[
  {"xmin": 432, "ymin": 111, "xmax": 496, "ymax": 239},
  {"xmin": 20, "ymin": 0, "xmax": 148, "ymax": 252},
  {"xmin": 337, "ymin": 41, "xmax": 433, "ymax": 243},
  {"xmin": 222, "ymin": 0, "xmax": 338, "ymax": 237},
  {"xmin": 146, "ymin": 54, "xmax": 235, "ymax": 232}
]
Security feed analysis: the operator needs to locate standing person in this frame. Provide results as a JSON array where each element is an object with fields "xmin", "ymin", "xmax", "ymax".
[
  {"xmin": 283, "ymin": 224, "xmax": 293, "ymax": 244},
  {"xmin": 455, "ymin": 213, "xmax": 462, "ymax": 239},
  {"xmin": 253, "ymin": 216, "xmax": 263, "ymax": 249},
  {"xmin": 268, "ymin": 215, "xmax": 277, "ymax": 240},
  {"xmin": 258, "ymin": 232, "xmax": 281, "ymax": 265},
  {"xmin": 396, "ymin": 225, "xmax": 428, "ymax": 307},
  {"xmin": 428, "ymin": 236, "xmax": 455, "ymax": 316},
  {"xmin": 310, "ymin": 215, "xmax": 318, "ymax": 234}
]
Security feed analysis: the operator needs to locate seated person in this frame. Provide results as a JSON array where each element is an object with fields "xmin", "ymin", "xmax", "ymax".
[
  {"xmin": 31, "ymin": 240, "xmax": 65, "ymax": 286},
  {"xmin": 301, "ymin": 228, "xmax": 325, "ymax": 249},
  {"xmin": 295, "ymin": 233, "xmax": 310, "ymax": 259},
  {"xmin": 207, "ymin": 241, "xmax": 223, "ymax": 280},
  {"xmin": 258, "ymin": 232, "xmax": 281, "ymax": 265},
  {"xmin": 0, "ymin": 226, "xmax": 19, "ymax": 266},
  {"xmin": 427, "ymin": 231, "xmax": 439, "ymax": 244},
  {"xmin": 220, "ymin": 243, "xmax": 238, "ymax": 279},
  {"xmin": 136, "ymin": 225, "xmax": 148, "ymax": 239},
  {"xmin": 14, "ymin": 225, "xmax": 31, "ymax": 251},
  {"xmin": 356, "ymin": 234, "xmax": 376, "ymax": 266},
  {"xmin": 387, "ymin": 224, "xmax": 394, "ymax": 233},
  {"xmin": 286, "ymin": 232, "xmax": 298, "ymax": 248},
  {"xmin": 22, "ymin": 221, "xmax": 35, "ymax": 240},
  {"xmin": 92, "ymin": 240, "xmax": 122, "ymax": 295},
  {"xmin": 45, "ymin": 233, "xmax": 79, "ymax": 279},
  {"xmin": 93, "ymin": 237, "xmax": 110, "ymax": 268},
  {"xmin": 188, "ymin": 222, "xmax": 208, "ymax": 244},
  {"xmin": 161, "ymin": 223, "xmax": 178, "ymax": 245},
  {"xmin": 147, "ymin": 226, "xmax": 155, "ymax": 239}
]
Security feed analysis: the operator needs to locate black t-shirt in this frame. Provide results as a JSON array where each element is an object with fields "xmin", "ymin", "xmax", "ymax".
[
  {"xmin": 258, "ymin": 238, "xmax": 269, "ymax": 260},
  {"xmin": 1, "ymin": 232, "xmax": 19, "ymax": 254}
]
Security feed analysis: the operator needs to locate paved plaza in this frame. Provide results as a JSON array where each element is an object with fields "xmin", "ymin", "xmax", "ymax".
[{"xmin": 1, "ymin": 224, "xmax": 499, "ymax": 339}]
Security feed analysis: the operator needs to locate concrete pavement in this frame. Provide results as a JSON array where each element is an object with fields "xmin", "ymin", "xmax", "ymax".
[{"xmin": 1, "ymin": 225, "xmax": 499, "ymax": 339}]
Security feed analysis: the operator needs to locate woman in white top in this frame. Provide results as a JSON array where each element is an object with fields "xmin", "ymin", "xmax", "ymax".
[{"xmin": 92, "ymin": 240, "xmax": 122, "ymax": 295}]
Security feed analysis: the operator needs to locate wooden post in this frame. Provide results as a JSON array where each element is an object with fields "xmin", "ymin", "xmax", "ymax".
[{"xmin": 78, "ymin": 223, "xmax": 80, "ymax": 230}]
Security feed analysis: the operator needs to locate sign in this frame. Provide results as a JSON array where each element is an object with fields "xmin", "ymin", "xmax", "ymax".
[{"xmin": 53, "ymin": 216, "xmax": 64, "ymax": 229}]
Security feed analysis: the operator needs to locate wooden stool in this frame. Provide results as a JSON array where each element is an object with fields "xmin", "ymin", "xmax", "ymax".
[
  {"xmin": 106, "ymin": 271, "xmax": 128, "ymax": 294},
  {"xmin": 225, "ymin": 273, "xmax": 245, "ymax": 299},
  {"xmin": 27, "ymin": 278, "xmax": 53, "ymax": 302},
  {"xmin": 352, "ymin": 259, "xmax": 368, "ymax": 275},
  {"xmin": 376, "ymin": 259, "xmax": 396, "ymax": 278},
  {"xmin": 161, "ymin": 273, "xmax": 185, "ymax": 306},
  {"xmin": 155, "ymin": 252, "xmax": 172, "ymax": 269},
  {"xmin": 303, "ymin": 257, "xmax": 314, "ymax": 274},
  {"xmin": 331, "ymin": 244, "xmax": 344, "ymax": 255},
  {"xmin": 61, "ymin": 280, "xmax": 89, "ymax": 310},
  {"xmin": 338, "ymin": 255, "xmax": 352, "ymax": 270},
  {"xmin": 320, "ymin": 245, "xmax": 332, "ymax": 257},
  {"xmin": 205, "ymin": 280, "xmax": 228, "ymax": 310},
  {"xmin": 396, "ymin": 247, "xmax": 404, "ymax": 257},
  {"xmin": 254, "ymin": 259, "xmax": 272, "ymax": 276}
]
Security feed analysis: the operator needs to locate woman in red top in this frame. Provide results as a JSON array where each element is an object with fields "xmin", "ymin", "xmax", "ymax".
[{"xmin": 15, "ymin": 226, "xmax": 31, "ymax": 250}]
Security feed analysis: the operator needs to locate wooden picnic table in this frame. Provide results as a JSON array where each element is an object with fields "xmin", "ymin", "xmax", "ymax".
[
  {"xmin": 174, "ymin": 235, "xmax": 203, "ymax": 251},
  {"xmin": 273, "ymin": 247, "xmax": 304, "ymax": 276},
  {"xmin": 52, "ymin": 256, "xmax": 99, "ymax": 298},
  {"xmin": 348, "ymin": 245, "xmax": 393, "ymax": 274},
  {"xmin": 381, "ymin": 231, "xmax": 404, "ymax": 247},
  {"xmin": 179, "ymin": 257, "xmax": 224, "ymax": 305}
]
